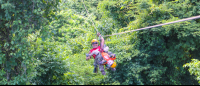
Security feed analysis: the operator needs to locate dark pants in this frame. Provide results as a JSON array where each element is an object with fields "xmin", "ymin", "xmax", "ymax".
[{"xmin": 94, "ymin": 53, "xmax": 106, "ymax": 75}]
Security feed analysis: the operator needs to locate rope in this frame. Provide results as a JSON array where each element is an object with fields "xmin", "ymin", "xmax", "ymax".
[
  {"xmin": 104, "ymin": 15, "xmax": 200, "ymax": 37},
  {"xmin": 82, "ymin": 0, "xmax": 99, "ymax": 33},
  {"xmin": 82, "ymin": 0, "xmax": 200, "ymax": 37}
]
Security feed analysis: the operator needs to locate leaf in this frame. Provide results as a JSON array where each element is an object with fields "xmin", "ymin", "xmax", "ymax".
[{"xmin": 11, "ymin": 41, "xmax": 14, "ymax": 45}]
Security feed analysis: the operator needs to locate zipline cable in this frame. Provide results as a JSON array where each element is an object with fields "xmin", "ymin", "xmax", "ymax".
[
  {"xmin": 82, "ymin": 0, "xmax": 102, "ymax": 49},
  {"xmin": 82, "ymin": 0, "xmax": 99, "ymax": 33},
  {"xmin": 104, "ymin": 15, "xmax": 200, "ymax": 37}
]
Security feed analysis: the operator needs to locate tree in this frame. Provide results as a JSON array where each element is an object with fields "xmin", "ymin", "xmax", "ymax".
[
  {"xmin": 0, "ymin": 0, "xmax": 62, "ymax": 84},
  {"xmin": 183, "ymin": 59, "xmax": 200, "ymax": 84}
]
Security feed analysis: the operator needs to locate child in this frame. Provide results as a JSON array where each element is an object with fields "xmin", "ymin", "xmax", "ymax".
[{"xmin": 99, "ymin": 46, "xmax": 116, "ymax": 71}]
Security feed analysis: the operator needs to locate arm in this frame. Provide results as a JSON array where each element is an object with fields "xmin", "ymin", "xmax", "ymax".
[
  {"xmin": 86, "ymin": 53, "xmax": 91, "ymax": 61},
  {"xmin": 86, "ymin": 50, "xmax": 99, "ymax": 60},
  {"xmin": 108, "ymin": 52, "xmax": 116, "ymax": 58},
  {"xmin": 97, "ymin": 32, "xmax": 104, "ymax": 52},
  {"xmin": 86, "ymin": 51, "xmax": 93, "ymax": 61}
]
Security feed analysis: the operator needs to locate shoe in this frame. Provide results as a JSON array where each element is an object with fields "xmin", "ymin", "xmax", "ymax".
[
  {"xmin": 102, "ymin": 71, "xmax": 106, "ymax": 75},
  {"xmin": 111, "ymin": 68, "xmax": 116, "ymax": 71},
  {"xmin": 93, "ymin": 66, "xmax": 98, "ymax": 73}
]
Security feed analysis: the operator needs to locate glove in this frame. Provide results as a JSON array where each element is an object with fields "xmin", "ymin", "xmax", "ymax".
[
  {"xmin": 99, "ymin": 60, "xmax": 106, "ymax": 65},
  {"xmin": 111, "ymin": 54, "xmax": 116, "ymax": 58},
  {"xmin": 97, "ymin": 32, "xmax": 101, "ymax": 37},
  {"xmin": 86, "ymin": 54, "xmax": 91, "ymax": 60},
  {"xmin": 99, "ymin": 61, "xmax": 103, "ymax": 65},
  {"xmin": 86, "ymin": 54, "xmax": 89, "ymax": 57}
]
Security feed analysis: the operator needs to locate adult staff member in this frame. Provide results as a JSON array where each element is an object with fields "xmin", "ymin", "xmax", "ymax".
[{"xmin": 86, "ymin": 32, "xmax": 106, "ymax": 75}]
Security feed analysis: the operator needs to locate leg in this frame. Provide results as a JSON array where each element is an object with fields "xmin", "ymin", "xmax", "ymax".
[
  {"xmin": 93, "ymin": 58, "xmax": 98, "ymax": 73},
  {"xmin": 93, "ymin": 65, "xmax": 98, "ymax": 73},
  {"xmin": 96, "ymin": 53, "xmax": 105, "ymax": 75},
  {"xmin": 99, "ymin": 64, "xmax": 106, "ymax": 75},
  {"xmin": 105, "ymin": 64, "xmax": 109, "ymax": 70},
  {"xmin": 110, "ymin": 68, "xmax": 116, "ymax": 71}
]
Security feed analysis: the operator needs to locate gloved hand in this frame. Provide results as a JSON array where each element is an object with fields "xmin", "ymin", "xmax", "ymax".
[
  {"xmin": 86, "ymin": 54, "xmax": 91, "ymax": 60},
  {"xmin": 97, "ymin": 32, "xmax": 101, "ymax": 37},
  {"xmin": 99, "ymin": 61, "xmax": 103, "ymax": 65},
  {"xmin": 86, "ymin": 54, "xmax": 89, "ymax": 57},
  {"xmin": 99, "ymin": 60, "xmax": 106, "ymax": 65},
  {"xmin": 110, "ymin": 54, "xmax": 116, "ymax": 58}
]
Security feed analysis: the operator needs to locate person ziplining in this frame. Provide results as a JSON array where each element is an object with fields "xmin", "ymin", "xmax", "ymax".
[
  {"xmin": 83, "ymin": 0, "xmax": 117, "ymax": 75},
  {"xmin": 86, "ymin": 32, "xmax": 117, "ymax": 75}
]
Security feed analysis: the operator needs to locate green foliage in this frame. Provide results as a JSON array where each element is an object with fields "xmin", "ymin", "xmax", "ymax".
[
  {"xmin": 1, "ymin": 0, "xmax": 200, "ymax": 85},
  {"xmin": 183, "ymin": 59, "xmax": 200, "ymax": 84},
  {"xmin": 45, "ymin": 0, "xmax": 200, "ymax": 85},
  {"xmin": 28, "ymin": 36, "xmax": 70, "ymax": 85},
  {"xmin": 0, "ymin": 0, "xmax": 62, "ymax": 85}
]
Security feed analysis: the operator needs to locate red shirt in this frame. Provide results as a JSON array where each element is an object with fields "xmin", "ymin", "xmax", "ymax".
[{"xmin": 89, "ymin": 46, "xmax": 101, "ymax": 59}]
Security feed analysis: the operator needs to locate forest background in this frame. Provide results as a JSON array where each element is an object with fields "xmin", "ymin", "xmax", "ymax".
[{"xmin": 0, "ymin": 0, "xmax": 200, "ymax": 85}]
